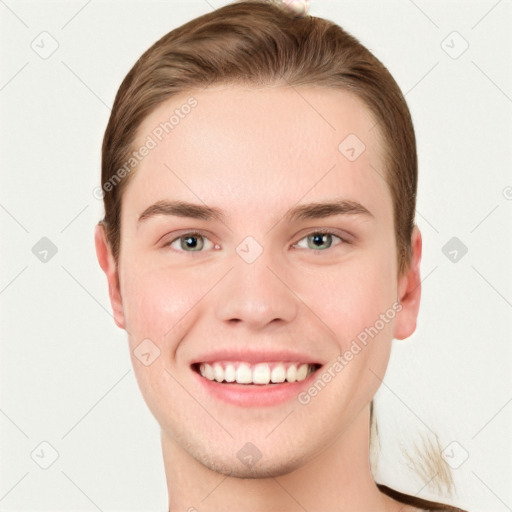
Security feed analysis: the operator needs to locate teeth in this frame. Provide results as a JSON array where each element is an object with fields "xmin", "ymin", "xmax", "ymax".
[
  {"xmin": 213, "ymin": 363, "xmax": 224, "ymax": 382},
  {"xmin": 224, "ymin": 363, "xmax": 236, "ymax": 382},
  {"xmin": 204, "ymin": 363, "xmax": 214, "ymax": 380},
  {"xmin": 197, "ymin": 362, "xmax": 316, "ymax": 385},
  {"xmin": 270, "ymin": 364, "xmax": 286, "ymax": 383},
  {"xmin": 296, "ymin": 363, "xmax": 308, "ymax": 381},
  {"xmin": 286, "ymin": 365, "xmax": 297, "ymax": 383},
  {"xmin": 236, "ymin": 363, "xmax": 252, "ymax": 384},
  {"xmin": 253, "ymin": 363, "xmax": 270, "ymax": 385}
]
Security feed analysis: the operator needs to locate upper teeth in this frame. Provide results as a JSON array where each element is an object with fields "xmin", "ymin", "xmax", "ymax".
[{"xmin": 198, "ymin": 362, "xmax": 315, "ymax": 385}]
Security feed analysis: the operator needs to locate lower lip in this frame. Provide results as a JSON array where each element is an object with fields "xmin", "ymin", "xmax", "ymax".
[{"xmin": 192, "ymin": 366, "xmax": 320, "ymax": 407}]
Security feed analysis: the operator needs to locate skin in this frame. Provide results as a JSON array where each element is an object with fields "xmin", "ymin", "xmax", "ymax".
[{"xmin": 95, "ymin": 85, "xmax": 422, "ymax": 511}]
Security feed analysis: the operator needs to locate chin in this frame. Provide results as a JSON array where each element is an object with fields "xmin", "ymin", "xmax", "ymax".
[{"xmin": 192, "ymin": 447, "xmax": 305, "ymax": 479}]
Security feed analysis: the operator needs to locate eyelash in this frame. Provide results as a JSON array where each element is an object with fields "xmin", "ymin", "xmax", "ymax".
[{"xmin": 161, "ymin": 229, "xmax": 350, "ymax": 253}]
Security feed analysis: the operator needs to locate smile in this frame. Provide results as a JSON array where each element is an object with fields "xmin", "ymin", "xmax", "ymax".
[
  {"xmin": 195, "ymin": 361, "xmax": 320, "ymax": 385},
  {"xmin": 190, "ymin": 349, "xmax": 324, "ymax": 407}
]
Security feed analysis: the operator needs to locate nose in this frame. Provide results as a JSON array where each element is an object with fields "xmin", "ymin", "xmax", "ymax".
[{"xmin": 214, "ymin": 250, "xmax": 298, "ymax": 331}]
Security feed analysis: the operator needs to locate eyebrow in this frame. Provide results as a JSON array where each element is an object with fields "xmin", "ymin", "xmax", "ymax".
[
  {"xmin": 137, "ymin": 200, "xmax": 225, "ymax": 225},
  {"xmin": 137, "ymin": 198, "xmax": 373, "ymax": 227}
]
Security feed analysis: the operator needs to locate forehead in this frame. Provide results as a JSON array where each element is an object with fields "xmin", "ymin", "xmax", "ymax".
[{"xmin": 123, "ymin": 85, "xmax": 390, "ymax": 225}]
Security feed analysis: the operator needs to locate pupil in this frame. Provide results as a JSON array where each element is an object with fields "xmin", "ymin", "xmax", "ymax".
[
  {"xmin": 311, "ymin": 234, "xmax": 330, "ymax": 248},
  {"xmin": 184, "ymin": 236, "xmax": 200, "ymax": 249}
]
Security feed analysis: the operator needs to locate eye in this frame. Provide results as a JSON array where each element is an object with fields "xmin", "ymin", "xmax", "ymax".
[
  {"xmin": 163, "ymin": 232, "xmax": 217, "ymax": 252},
  {"xmin": 294, "ymin": 230, "xmax": 345, "ymax": 251},
  {"xmin": 162, "ymin": 230, "xmax": 348, "ymax": 253}
]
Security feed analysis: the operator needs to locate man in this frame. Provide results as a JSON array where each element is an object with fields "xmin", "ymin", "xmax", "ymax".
[{"xmin": 95, "ymin": 2, "xmax": 467, "ymax": 510}]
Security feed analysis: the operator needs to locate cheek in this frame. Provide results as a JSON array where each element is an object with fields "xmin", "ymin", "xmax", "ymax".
[
  {"xmin": 121, "ymin": 266, "xmax": 201, "ymax": 343},
  {"xmin": 292, "ymin": 251, "xmax": 399, "ymax": 424},
  {"xmin": 119, "ymin": 265, "xmax": 203, "ymax": 423},
  {"xmin": 295, "ymin": 249, "xmax": 398, "ymax": 344}
]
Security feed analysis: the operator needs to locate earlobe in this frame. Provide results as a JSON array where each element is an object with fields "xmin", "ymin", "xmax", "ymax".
[
  {"xmin": 94, "ymin": 223, "xmax": 126, "ymax": 330},
  {"xmin": 393, "ymin": 226, "xmax": 422, "ymax": 340}
]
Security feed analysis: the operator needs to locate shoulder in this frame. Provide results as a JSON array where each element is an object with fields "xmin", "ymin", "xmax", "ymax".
[{"xmin": 377, "ymin": 483, "xmax": 469, "ymax": 512}]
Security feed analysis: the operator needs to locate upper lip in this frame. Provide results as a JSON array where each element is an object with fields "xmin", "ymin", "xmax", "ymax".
[{"xmin": 191, "ymin": 349, "xmax": 324, "ymax": 366}]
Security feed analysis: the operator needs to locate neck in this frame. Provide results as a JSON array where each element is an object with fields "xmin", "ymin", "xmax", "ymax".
[{"xmin": 161, "ymin": 405, "xmax": 396, "ymax": 512}]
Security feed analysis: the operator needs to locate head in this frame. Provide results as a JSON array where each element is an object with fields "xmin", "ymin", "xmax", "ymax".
[{"xmin": 95, "ymin": 0, "xmax": 422, "ymax": 477}]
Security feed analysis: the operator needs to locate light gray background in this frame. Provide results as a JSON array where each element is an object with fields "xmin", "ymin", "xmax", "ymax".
[{"xmin": 1, "ymin": 0, "xmax": 511, "ymax": 510}]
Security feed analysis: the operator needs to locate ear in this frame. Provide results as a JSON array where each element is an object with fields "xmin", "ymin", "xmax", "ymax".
[
  {"xmin": 393, "ymin": 226, "xmax": 422, "ymax": 340},
  {"xmin": 94, "ymin": 222, "xmax": 126, "ymax": 329}
]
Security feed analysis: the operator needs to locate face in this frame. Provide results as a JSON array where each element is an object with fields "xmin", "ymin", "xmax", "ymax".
[{"xmin": 97, "ymin": 85, "xmax": 420, "ymax": 477}]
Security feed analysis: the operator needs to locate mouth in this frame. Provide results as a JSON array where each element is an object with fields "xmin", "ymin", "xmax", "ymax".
[
  {"xmin": 191, "ymin": 360, "xmax": 323, "ymax": 407},
  {"xmin": 192, "ymin": 361, "xmax": 322, "ymax": 385}
]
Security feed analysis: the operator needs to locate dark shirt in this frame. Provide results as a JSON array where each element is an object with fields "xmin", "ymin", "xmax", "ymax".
[{"xmin": 378, "ymin": 484, "xmax": 468, "ymax": 511}]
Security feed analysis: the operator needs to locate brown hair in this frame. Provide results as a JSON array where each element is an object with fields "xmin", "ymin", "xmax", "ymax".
[{"xmin": 100, "ymin": 0, "xmax": 417, "ymax": 273}]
